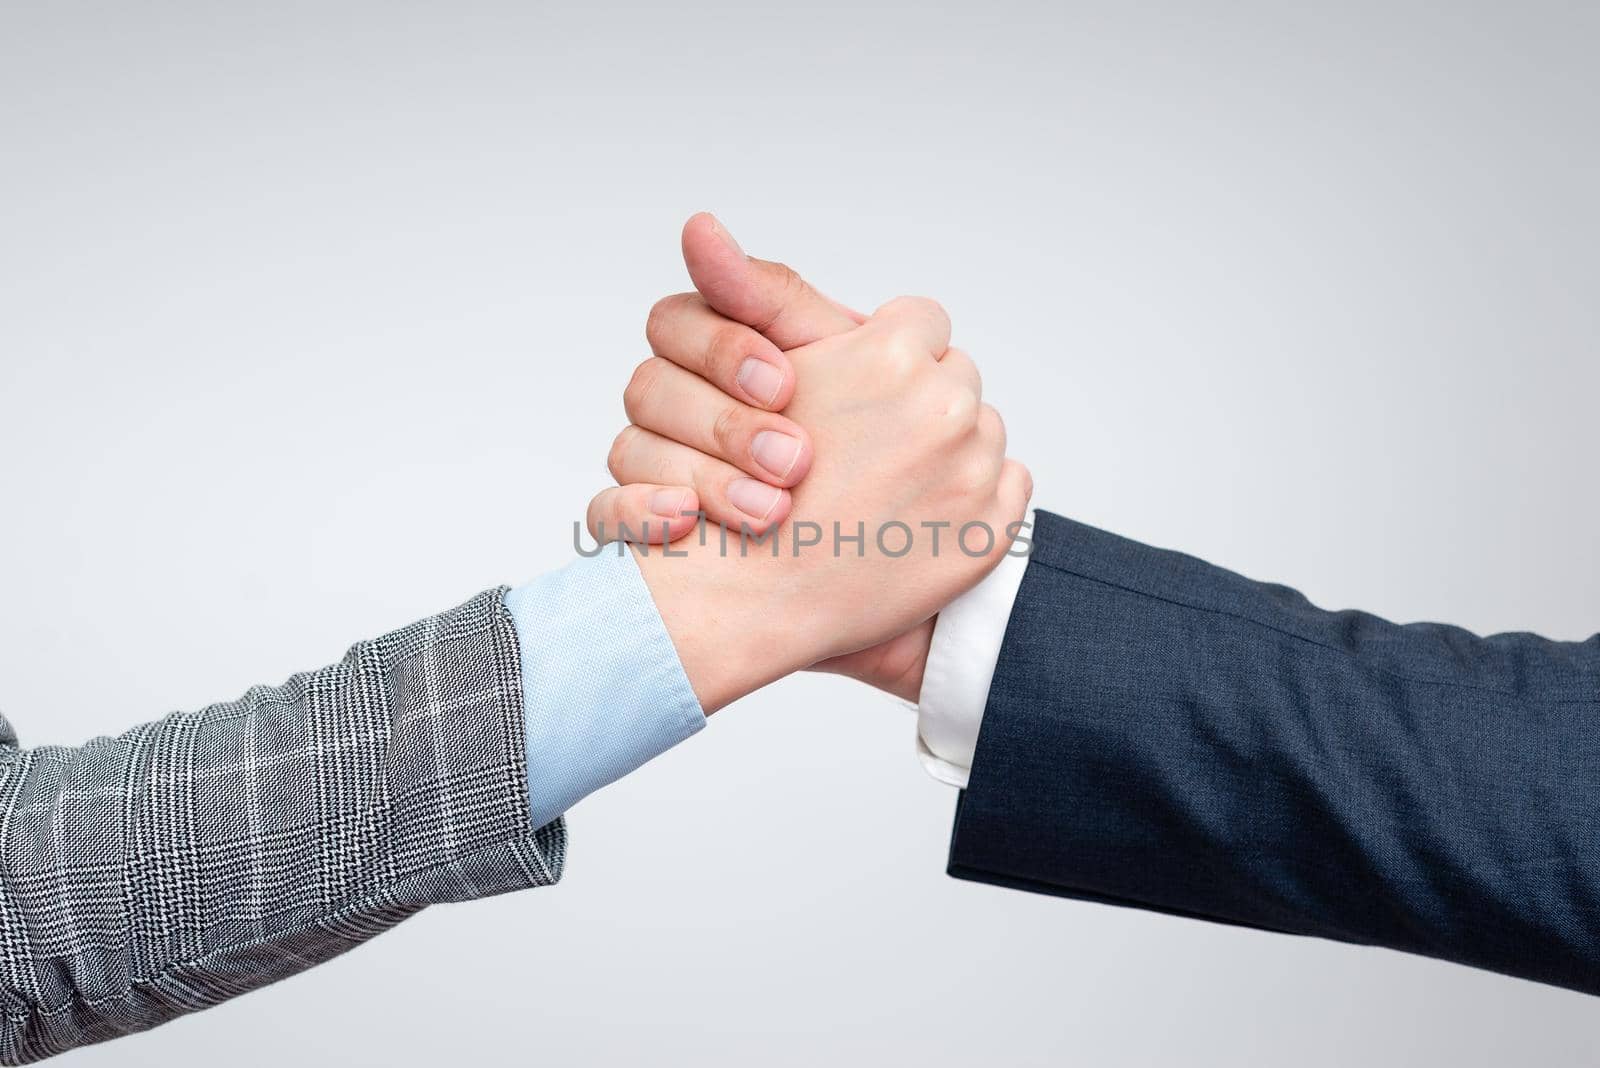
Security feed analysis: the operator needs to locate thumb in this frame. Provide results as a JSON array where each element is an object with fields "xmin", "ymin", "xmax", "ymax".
[{"xmin": 681, "ymin": 212, "xmax": 862, "ymax": 349}]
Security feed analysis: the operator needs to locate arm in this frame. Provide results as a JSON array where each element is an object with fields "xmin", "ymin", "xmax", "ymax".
[
  {"xmin": 0, "ymin": 588, "xmax": 562, "ymax": 1063},
  {"xmin": 618, "ymin": 218, "xmax": 1600, "ymax": 994},
  {"xmin": 950, "ymin": 511, "xmax": 1600, "ymax": 996},
  {"xmin": 2, "ymin": 229, "xmax": 1021, "ymax": 1060}
]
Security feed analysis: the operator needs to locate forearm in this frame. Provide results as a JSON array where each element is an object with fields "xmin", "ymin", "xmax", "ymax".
[
  {"xmin": 0, "ymin": 588, "xmax": 560, "ymax": 1064},
  {"xmin": 950, "ymin": 511, "xmax": 1600, "ymax": 994}
]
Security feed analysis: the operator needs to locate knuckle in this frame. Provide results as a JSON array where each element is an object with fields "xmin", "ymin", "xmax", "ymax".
[
  {"xmin": 709, "ymin": 322, "xmax": 753, "ymax": 375},
  {"xmin": 585, "ymin": 493, "xmax": 612, "ymax": 539},
  {"xmin": 644, "ymin": 293, "xmax": 693, "ymax": 348},
  {"xmin": 643, "ymin": 300, "xmax": 671, "ymax": 347},
  {"xmin": 878, "ymin": 330, "xmax": 925, "ymax": 380},
  {"xmin": 946, "ymin": 348, "xmax": 982, "ymax": 395},
  {"xmin": 769, "ymin": 260, "xmax": 800, "ymax": 287},
  {"xmin": 941, "ymin": 387, "xmax": 980, "ymax": 434},
  {"xmin": 889, "ymin": 294, "xmax": 948, "ymax": 326},
  {"xmin": 978, "ymin": 402, "xmax": 1006, "ymax": 446},
  {"xmin": 772, "ymin": 261, "xmax": 806, "ymax": 297},
  {"xmin": 1014, "ymin": 460, "xmax": 1035, "ymax": 502},
  {"xmin": 606, "ymin": 426, "xmax": 639, "ymax": 479},
  {"xmin": 887, "ymin": 319, "xmax": 921, "ymax": 348},
  {"xmin": 958, "ymin": 452, "xmax": 999, "ymax": 497},
  {"xmin": 622, "ymin": 358, "xmax": 667, "ymax": 420},
  {"xmin": 710, "ymin": 404, "xmax": 746, "ymax": 456}
]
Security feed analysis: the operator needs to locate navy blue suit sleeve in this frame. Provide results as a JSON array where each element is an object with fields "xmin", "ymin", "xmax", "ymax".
[{"xmin": 949, "ymin": 510, "xmax": 1600, "ymax": 995}]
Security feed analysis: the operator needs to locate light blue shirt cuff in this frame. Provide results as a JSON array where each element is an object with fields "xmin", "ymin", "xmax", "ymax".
[{"xmin": 505, "ymin": 548, "xmax": 705, "ymax": 829}]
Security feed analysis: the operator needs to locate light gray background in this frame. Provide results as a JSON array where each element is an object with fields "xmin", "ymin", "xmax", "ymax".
[{"xmin": 2, "ymin": 2, "xmax": 1597, "ymax": 1064}]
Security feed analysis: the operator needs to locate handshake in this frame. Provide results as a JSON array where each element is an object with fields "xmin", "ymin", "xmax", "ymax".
[
  {"xmin": 583, "ymin": 213, "xmax": 1032, "ymax": 714},
  {"xmin": 5, "ymin": 213, "xmax": 1596, "ymax": 1064}
]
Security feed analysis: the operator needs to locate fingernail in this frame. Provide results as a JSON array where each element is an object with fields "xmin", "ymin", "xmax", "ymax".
[
  {"xmin": 750, "ymin": 431, "xmax": 802, "ymax": 480},
  {"xmin": 709, "ymin": 214, "xmax": 744, "ymax": 257},
  {"xmin": 651, "ymin": 489, "xmax": 689, "ymax": 518},
  {"xmin": 727, "ymin": 478, "xmax": 782, "ymax": 521},
  {"xmin": 737, "ymin": 358, "xmax": 784, "ymax": 407}
]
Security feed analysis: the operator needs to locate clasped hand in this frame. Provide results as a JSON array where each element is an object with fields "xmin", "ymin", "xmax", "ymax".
[{"xmin": 585, "ymin": 214, "xmax": 1031, "ymax": 713}]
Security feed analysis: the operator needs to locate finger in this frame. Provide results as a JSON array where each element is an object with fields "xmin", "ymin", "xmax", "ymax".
[
  {"xmin": 608, "ymin": 426, "xmax": 793, "ymax": 533},
  {"xmin": 586, "ymin": 484, "xmax": 701, "ymax": 545},
  {"xmin": 950, "ymin": 457, "xmax": 1034, "ymax": 577},
  {"xmin": 681, "ymin": 212, "xmax": 860, "ymax": 348},
  {"xmin": 938, "ymin": 346, "xmax": 982, "ymax": 399},
  {"xmin": 623, "ymin": 357, "xmax": 814, "ymax": 487},
  {"xmin": 869, "ymin": 296, "xmax": 953, "ymax": 359},
  {"xmin": 644, "ymin": 292, "xmax": 796, "ymax": 411}
]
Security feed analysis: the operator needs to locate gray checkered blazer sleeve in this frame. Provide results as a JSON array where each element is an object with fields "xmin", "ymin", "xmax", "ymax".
[{"xmin": 0, "ymin": 587, "xmax": 564, "ymax": 1064}]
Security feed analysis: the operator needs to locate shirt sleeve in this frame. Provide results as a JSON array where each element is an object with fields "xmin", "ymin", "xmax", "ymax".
[
  {"xmin": 505, "ymin": 547, "xmax": 706, "ymax": 829},
  {"xmin": 914, "ymin": 508, "xmax": 1035, "ymax": 788}
]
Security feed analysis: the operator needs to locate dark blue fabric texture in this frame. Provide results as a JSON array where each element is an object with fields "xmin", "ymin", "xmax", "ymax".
[{"xmin": 950, "ymin": 510, "xmax": 1600, "ymax": 994}]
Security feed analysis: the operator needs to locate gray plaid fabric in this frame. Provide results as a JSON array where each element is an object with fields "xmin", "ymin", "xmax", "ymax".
[{"xmin": 0, "ymin": 587, "xmax": 564, "ymax": 1064}]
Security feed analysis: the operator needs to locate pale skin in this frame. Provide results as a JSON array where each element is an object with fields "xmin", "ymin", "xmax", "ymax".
[{"xmin": 587, "ymin": 214, "xmax": 1031, "ymax": 710}]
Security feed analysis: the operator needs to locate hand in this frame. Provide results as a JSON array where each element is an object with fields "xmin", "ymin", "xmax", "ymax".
[
  {"xmin": 588, "ymin": 215, "xmax": 1030, "ymax": 710},
  {"xmin": 584, "ymin": 231, "xmax": 817, "ymax": 543},
  {"xmin": 662, "ymin": 215, "xmax": 945, "ymax": 699}
]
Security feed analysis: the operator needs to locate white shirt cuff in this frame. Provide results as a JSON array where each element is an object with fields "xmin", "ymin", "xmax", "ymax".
[{"xmin": 914, "ymin": 508, "xmax": 1035, "ymax": 788}]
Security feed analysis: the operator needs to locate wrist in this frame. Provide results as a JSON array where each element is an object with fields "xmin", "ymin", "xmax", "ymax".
[
  {"xmin": 630, "ymin": 542, "xmax": 800, "ymax": 714},
  {"xmin": 872, "ymin": 624, "xmax": 934, "ymax": 702},
  {"xmin": 812, "ymin": 618, "xmax": 935, "ymax": 702}
]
